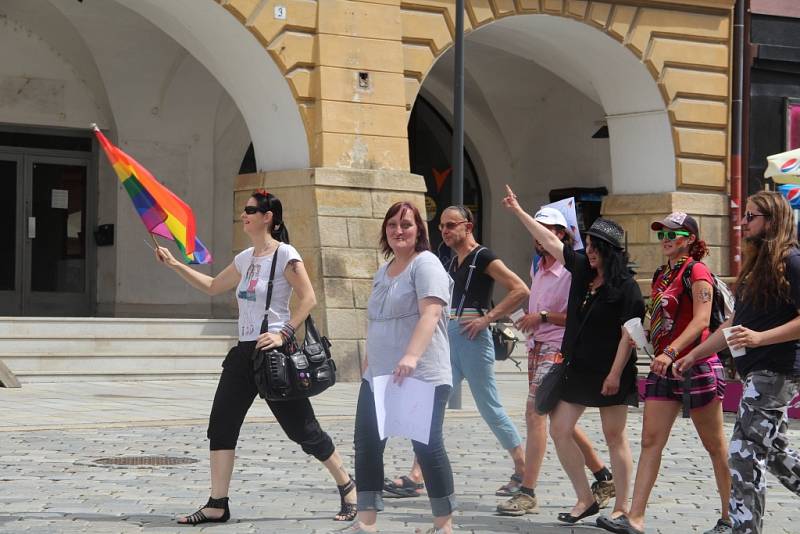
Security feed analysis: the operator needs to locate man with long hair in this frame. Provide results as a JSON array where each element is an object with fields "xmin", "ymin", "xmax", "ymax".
[{"xmin": 676, "ymin": 191, "xmax": 800, "ymax": 534}]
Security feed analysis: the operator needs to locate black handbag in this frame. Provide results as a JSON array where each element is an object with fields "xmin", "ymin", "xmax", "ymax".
[
  {"xmin": 251, "ymin": 245, "xmax": 337, "ymax": 401},
  {"xmin": 533, "ymin": 360, "xmax": 566, "ymax": 415},
  {"xmin": 534, "ymin": 291, "xmax": 598, "ymax": 415},
  {"xmin": 492, "ymin": 323, "xmax": 519, "ymax": 362}
]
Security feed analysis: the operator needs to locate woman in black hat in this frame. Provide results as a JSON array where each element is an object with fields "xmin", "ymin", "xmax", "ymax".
[{"xmin": 502, "ymin": 185, "xmax": 644, "ymax": 525}]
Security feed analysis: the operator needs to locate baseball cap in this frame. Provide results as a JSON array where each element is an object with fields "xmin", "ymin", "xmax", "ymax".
[
  {"xmin": 651, "ymin": 212, "xmax": 699, "ymax": 235},
  {"xmin": 534, "ymin": 207, "xmax": 568, "ymax": 228}
]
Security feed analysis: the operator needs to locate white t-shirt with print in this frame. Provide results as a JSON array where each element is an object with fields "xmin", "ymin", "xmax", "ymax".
[{"xmin": 234, "ymin": 244, "xmax": 302, "ymax": 341}]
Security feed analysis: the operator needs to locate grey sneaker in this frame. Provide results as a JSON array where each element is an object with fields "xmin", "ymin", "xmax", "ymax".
[
  {"xmin": 591, "ymin": 479, "xmax": 615, "ymax": 509},
  {"xmin": 496, "ymin": 492, "xmax": 538, "ymax": 516},
  {"xmin": 702, "ymin": 518, "xmax": 733, "ymax": 534}
]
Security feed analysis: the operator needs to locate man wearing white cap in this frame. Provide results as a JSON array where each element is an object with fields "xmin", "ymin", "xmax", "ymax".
[{"xmin": 497, "ymin": 207, "xmax": 614, "ymax": 516}]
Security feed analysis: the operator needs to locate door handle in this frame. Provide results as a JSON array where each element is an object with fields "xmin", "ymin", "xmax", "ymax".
[{"xmin": 27, "ymin": 216, "xmax": 36, "ymax": 239}]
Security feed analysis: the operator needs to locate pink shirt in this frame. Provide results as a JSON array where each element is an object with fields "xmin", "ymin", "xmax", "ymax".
[{"xmin": 527, "ymin": 257, "xmax": 572, "ymax": 348}]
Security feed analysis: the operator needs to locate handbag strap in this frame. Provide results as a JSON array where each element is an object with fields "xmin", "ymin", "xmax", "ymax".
[
  {"xmin": 561, "ymin": 283, "xmax": 599, "ymax": 365},
  {"xmin": 259, "ymin": 243, "xmax": 282, "ymax": 335},
  {"xmin": 449, "ymin": 246, "xmax": 486, "ymax": 318}
]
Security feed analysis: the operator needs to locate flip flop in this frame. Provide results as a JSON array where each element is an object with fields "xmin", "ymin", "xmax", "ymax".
[
  {"xmin": 383, "ymin": 476, "xmax": 423, "ymax": 498},
  {"xmin": 596, "ymin": 514, "xmax": 645, "ymax": 534}
]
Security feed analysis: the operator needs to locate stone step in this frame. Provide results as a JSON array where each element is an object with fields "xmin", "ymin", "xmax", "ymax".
[
  {"xmin": 0, "ymin": 335, "xmax": 237, "ymax": 354},
  {"xmin": 4, "ymin": 352, "xmax": 225, "ymax": 377},
  {"xmin": 0, "ymin": 317, "xmax": 239, "ymax": 383},
  {"xmin": 0, "ymin": 317, "xmax": 237, "ymax": 337}
]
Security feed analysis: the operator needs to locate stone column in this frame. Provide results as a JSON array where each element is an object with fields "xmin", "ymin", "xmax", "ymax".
[
  {"xmin": 602, "ymin": 191, "xmax": 730, "ymax": 277},
  {"xmin": 234, "ymin": 167, "xmax": 426, "ymax": 380}
]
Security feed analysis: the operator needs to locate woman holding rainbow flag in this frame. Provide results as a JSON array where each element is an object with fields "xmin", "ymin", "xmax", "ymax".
[{"xmin": 155, "ymin": 189, "xmax": 357, "ymax": 525}]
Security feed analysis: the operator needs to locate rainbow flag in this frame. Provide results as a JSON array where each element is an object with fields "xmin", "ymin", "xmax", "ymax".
[{"xmin": 93, "ymin": 126, "xmax": 212, "ymax": 264}]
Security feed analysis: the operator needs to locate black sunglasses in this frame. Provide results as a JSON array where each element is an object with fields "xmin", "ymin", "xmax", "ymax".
[
  {"xmin": 744, "ymin": 211, "xmax": 766, "ymax": 223},
  {"xmin": 243, "ymin": 206, "xmax": 265, "ymax": 215}
]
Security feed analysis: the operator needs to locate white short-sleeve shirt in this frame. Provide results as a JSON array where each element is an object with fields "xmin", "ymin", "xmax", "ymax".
[{"xmin": 234, "ymin": 244, "xmax": 302, "ymax": 341}]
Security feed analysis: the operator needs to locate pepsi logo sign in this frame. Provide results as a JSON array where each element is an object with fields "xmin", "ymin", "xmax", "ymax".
[{"xmin": 781, "ymin": 158, "xmax": 800, "ymax": 174}]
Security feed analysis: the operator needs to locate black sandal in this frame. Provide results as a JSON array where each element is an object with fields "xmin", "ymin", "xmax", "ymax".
[
  {"xmin": 177, "ymin": 496, "xmax": 230, "ymax": 525},
  {"xmin": 383, "ymin": 475, "xmax": 424, "ymax": 498},
  {"xmin": 557, "ymin": 501, "xmax": 599, "ymax": 524},
  {"xmin": 334, "ymin": 477, "xmax": 357, "ymax": 522}
]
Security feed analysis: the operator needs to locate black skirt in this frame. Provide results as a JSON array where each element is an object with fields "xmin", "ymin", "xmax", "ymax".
[{"xmin": 560, "ymin": 363, "xmax": 639, "ymax": 408}]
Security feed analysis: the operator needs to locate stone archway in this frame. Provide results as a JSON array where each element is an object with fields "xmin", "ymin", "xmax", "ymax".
[
  {"xmin": 116, "ymin": 0, "xmax": 309, "ymax": 171},
  {"xmin": 402, "ymin": 0, "xmax": 732, "ymax": 192}
]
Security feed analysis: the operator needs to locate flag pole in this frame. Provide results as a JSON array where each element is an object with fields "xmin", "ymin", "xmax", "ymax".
[{"xmin": 449, "ymin": 0, "xmax": 465, "ymax": 411}]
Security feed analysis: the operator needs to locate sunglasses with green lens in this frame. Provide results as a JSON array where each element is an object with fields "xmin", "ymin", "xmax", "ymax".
[{"xmin": 657, "ymin": 230, "xmax": 690, "ymax": 241}]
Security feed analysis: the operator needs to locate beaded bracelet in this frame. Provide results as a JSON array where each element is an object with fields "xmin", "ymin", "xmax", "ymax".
[
  {"xmin": 279, "ymin": 323, "xmax": 296, "ymax": 343},
  {"xmin": 663, "ymin": 345, "xmax": 678, "ymax": 362}
]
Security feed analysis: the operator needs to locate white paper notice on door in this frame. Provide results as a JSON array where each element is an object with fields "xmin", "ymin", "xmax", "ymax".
[
  {"xmin": 372, "ymin": 375, "xmax": 435, "ymax": 445},
  {"xmin": 51, "ymin": 189, "xmax": 68, "ymax": 209}
]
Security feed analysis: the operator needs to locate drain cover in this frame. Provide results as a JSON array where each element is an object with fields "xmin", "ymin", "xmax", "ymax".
[{"xmin": 90, "ymin": 455, "xmax": 198, "ymax": 467}]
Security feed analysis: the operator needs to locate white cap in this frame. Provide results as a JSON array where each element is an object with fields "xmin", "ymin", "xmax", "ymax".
[{"xmin": 534, "ymin": 207, "xmax": 568, "ymax": 228}]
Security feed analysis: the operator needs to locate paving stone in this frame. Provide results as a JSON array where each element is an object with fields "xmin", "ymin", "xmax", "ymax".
[{"xmin": 0, "ymin": 377, "xmax": 797, "ymax": 533}]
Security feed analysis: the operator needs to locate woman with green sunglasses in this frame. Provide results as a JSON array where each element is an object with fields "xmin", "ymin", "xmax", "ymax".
[{"xmin": 597, "ymin": 212, "xmax": 732, "ymax": 534}]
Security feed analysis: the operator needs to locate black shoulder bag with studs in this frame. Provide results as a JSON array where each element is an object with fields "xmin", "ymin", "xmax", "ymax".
[{"xmin": 251, "ymin": 244, "xmax": 336, "ymax": 401}]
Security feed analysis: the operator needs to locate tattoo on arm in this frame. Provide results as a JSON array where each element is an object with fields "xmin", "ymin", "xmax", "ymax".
[
  {"xmin": 288, "ymin": 259, "xmax": 301, "ymax": 274},
  {"xmin": 699, "ymin": 288, "xmax": 712, "ymax": 303}
]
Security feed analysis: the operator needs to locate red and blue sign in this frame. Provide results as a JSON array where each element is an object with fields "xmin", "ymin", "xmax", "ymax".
[
  {"xmin": 778, "ymin": 184, "xmax": 800, "ymax": 208},
  {"xmin": 781, "ymin": 158, "xmax": 800, "ymax": 174}
]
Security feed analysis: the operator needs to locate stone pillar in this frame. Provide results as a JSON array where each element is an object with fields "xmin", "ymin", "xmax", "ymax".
[
  {"xmin": 234, "ymin": 168, "xmax": 427, "ymax": 380},
  {"xmin": 602, "ymin": 191, "xmax": 730, "ymax": 277}
]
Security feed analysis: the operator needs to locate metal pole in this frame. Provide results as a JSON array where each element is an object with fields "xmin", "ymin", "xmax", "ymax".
[
  {"xmin": 448, "ymin": 0, "xmax": 465, "ymax": 410},
  {"xmin": 451, "ymin": 0, "xmax": 465, "ymax": 206}
]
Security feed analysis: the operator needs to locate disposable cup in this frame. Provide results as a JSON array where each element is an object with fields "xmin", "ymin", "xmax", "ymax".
[
  {"xmin": 623, "ymin": 317, "xmax": 649, "ymax": 350},
  {"xmin": 509, "ymin": 309, "xmax": 526, "ymax": 324},
  {"xmin": 723, "ymin": 327, "xmax": 747, "ymax": 358}
]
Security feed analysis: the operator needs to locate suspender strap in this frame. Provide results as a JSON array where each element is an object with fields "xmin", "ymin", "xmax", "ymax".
[
  {"xmin": 259, "ymin": 244, "xmax": 282, "ymax": 335},
  {"xmin": 449, "ymin": 246, "xmax": 485, "ymax": 318}
]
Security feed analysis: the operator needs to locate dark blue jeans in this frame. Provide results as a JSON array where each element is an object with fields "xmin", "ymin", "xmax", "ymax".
[{"xmin": 353, "ymin": 379, "xmax": 456, "ymax": 517}]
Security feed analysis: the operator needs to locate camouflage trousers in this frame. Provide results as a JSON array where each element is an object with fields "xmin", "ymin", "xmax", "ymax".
[{"xmin": 728, "ymin": 370, "xmax": 800, "ymax": 534}]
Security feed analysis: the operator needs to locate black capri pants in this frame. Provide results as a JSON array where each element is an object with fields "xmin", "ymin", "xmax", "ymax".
[{"xmin": 207, "ymin": 341, "xmax": 335, "ymax": 461}]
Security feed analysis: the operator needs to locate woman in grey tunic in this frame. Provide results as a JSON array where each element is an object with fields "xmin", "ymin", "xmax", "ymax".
[{"xmin": 335, "ymin": 201, "xmax": 455, "ymax": 534}]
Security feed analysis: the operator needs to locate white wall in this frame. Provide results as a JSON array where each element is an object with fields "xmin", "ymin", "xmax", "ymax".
[
  {"xmin": 0, "ymin": 0, "xmax": 253, "ymax": 317},
  {"xmin": 421, "ymin": 40, "xmax": 611, "ymax": 283},
  {"xmin": 0, "ymin": 8, "xmax": 111, "ymax": 129}
]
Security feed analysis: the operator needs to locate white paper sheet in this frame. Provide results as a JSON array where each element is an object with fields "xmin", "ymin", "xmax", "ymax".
[
  {"xmin": 51, "ymin": 189, "xmax": 68, "ymax": 209},
  {"xmin": 372, "ymin": 375, "xmax": 436, "ymax": 445}
]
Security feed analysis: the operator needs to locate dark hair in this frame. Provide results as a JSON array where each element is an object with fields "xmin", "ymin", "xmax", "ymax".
[
  {"xmin": 380, "ymin": 202, "xmax": 431, "ymax": 259},
  {"xmin": 443, "ymin": 205, "xmax": 474, "ymax": 224},
  {"xmin": 589, "ymin": 236, "xmax": 633, "ymax": 288},
  {"xmin": 251, "ymin": 189, "xmax": 290, "ymax": 243},
  {"xmin": 557, "ymin": 225, "xmax": 575, "ymax": 250}
]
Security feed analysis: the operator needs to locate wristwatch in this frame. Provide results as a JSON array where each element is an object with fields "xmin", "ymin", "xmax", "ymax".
[{"xmin": 540, "ymin": 310, "xmax": 549, "ymax": 323}]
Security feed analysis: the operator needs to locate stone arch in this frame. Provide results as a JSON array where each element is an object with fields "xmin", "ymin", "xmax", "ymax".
[
  {"xmin": 116, "ymin": 0, "xmax": 309, "ymax": 171},
  {"xmin": 402, "ymin": 0, "xmax": 733, "ymax": 191}
]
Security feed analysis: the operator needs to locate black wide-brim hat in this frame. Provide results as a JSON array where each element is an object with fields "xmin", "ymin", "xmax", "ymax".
[{"xmin": 585, "ymin": 218, "xmax": 625, "ymax": 250}]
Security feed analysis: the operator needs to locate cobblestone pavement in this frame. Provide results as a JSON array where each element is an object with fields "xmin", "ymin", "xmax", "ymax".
[{"xmin": 0, "ymin": 375, "xmax": 797, "ymax": 533}]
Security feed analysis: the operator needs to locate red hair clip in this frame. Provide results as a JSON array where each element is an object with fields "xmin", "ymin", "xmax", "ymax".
[{"xmin": 254, "ymin": 188, "xmax": 269, "ymax": 197}]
